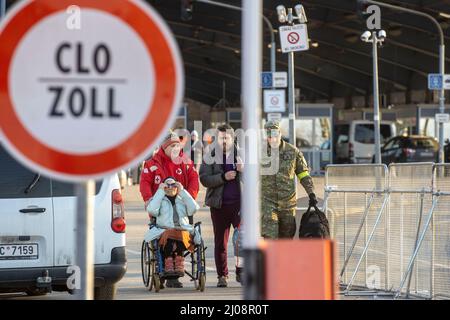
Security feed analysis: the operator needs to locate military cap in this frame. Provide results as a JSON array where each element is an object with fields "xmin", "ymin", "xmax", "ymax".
[{"xmin": 264, "ymin": 120, "xmax": 281, "ymax": 131}]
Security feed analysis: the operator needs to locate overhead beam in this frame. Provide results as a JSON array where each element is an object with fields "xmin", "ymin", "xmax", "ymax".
[
  {"xmin": 180, "ymin": 36, "xmax": 368, "ymax": 94},
  {"xmin": 170, "ymin": 19, "xmax": 435, "ymax": 79}
]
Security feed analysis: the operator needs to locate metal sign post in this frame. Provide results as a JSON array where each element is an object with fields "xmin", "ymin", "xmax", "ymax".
[
  {"xmin": 242, "ymin": 0, "xmax": 263, "ymax": 300},
  {"xmin": 288, "ymin": 49, "xmax": 296, "ymax": 146},
  {"xmin": 438, "ymin": 44, "xmax": 446, "ymax": 163},
  {"xmin": 372, "ymin": 31, "xmax": 382, "ymax": 165},
  {"xmin": 75, "ymin": 181, "xmax": 95, "ymax": 300}
]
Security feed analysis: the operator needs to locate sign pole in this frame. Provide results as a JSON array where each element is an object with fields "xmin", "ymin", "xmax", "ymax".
[
  {"xmin": 271, "ymin": 39, "xmax": 276, "ymax": 75},
  {"xmin": 75, "ymin": 180, "xmax": 95, "ymax": 300},
  {"xmin": 242, "ymin": 0, "xmax": 263, "ymax": 300},
  {"xmin": 439, "ymin": 44, "xmax": 446, "ymax": 163},
  {"xmin": 372, "ymin": 31, "xmax": 382, "ymax": 164},
  {"xmin": 288, "ymin": 50, "xmax": 296, "ymax": 146}
]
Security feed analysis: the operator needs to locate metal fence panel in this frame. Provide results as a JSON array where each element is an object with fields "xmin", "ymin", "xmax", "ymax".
[
  {"xmin": 432, "ymin": 165, "xmax": 450, "ymax": 299},
  {"xmin": 387, "ymin": 163, "xmax": 434, "ymax": 298},
  {"xmin": 326, "ymin": 164, "xmax": 387, "ymax": 192},
  {"xmin": 388, "ymin": 163, "xmax": 434, "ymax": 193},
  {"xmin": 325, "ymin": 165, "xmax": 388, "ymax": 291},
  {"xmin": 325, "ymin": 163, "xmax": 450, "ymax": 299}
]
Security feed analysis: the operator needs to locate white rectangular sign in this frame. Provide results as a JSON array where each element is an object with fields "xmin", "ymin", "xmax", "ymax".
[
  {"xmin": 435, "ymin": 113, "xmax": 450, "ymax": 123},
  {"xmin": 279, "ymin": 24, "xmax": 309, "ymax": 53},
  {"xmin": 264, "ymin": 90, "xmax": 285, "ymax": 113},
  {"xmin": 273, "ymin": 72, "xmax": 287, "ymax": 88},
  {"xmin": 267, "ymin": 113, "xmax": 282, "ymax": 122},
  {"xmin": 444, "ymin": 75, "xmax": 450, "ymax": 90}
]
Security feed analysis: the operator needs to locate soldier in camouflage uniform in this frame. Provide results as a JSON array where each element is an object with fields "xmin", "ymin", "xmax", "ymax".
[{"xmin": 260, "ymin": 121, "xmax": 318, "ymax": 239}]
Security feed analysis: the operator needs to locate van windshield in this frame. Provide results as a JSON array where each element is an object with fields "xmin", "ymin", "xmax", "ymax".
[
  {"xmin": 355, "ymin": 124, "xmax": 393, "ymax": 144},
  {"xmin": 0, "ymin": 145, "xmax": 51, "ymax": 198},
  {"xmin": 0, "ymin": 144, "xmax": 102, "ymax": 198}
]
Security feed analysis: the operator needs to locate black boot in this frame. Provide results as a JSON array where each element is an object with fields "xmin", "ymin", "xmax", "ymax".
[{"xmin": 236, "ymin": 267, "xmax": 244, "ymax": 285}]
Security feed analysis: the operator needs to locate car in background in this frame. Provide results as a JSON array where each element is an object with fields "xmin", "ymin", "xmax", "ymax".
[
  {"xmin": 445, "ymin": 139, "xmax": 450, "ymax": 163},
  {"xmin": 335, "ymin": 120, "xmax": 397, "ymax": 164},
  {"xmin": 374, "ymin": 135, "xmax": 439, "ymax": 164},
  {"xmin": 0, "ymin": 144, "xmax": 126, "ymax": 299}
]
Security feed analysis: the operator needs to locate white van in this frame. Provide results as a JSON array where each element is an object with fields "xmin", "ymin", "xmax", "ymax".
[
  {"xmin": 335, "ymin": 120, "xmax": 397, "ymax": 163},
  {"xmin": 0, "ymin": 144, "xmax": 126, "ymax": 299}
]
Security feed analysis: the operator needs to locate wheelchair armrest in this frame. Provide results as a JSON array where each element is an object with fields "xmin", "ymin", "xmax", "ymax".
[{"xmin": 148, "ymin": 217, "xmax": 157, "ymax": 228}]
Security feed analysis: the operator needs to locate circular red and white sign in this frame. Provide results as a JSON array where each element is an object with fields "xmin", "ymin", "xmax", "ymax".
[
  {"xmin": 270, "ymin": 96, "xmax": 279, "ymax": 105},
  {"xmin": 0, "ymin": 0, "xmax": 184, "ymax": 181},
  {"xmin": 287, "ymin": 32, "xmax": 300, "ymax": 44}
]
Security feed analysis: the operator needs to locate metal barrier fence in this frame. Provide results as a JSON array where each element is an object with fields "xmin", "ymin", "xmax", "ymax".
[{"xmin": 324, "ymin": 163, "xmax": 450, "ymax": 299}]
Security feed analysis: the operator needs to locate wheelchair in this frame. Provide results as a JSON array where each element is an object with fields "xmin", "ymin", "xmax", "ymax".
[{"xmin": 141, "ymin": 220, "xmax": 207, "ymax": 292}]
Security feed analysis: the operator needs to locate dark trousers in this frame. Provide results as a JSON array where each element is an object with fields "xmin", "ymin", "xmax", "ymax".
[
  {"xmin": 162, "ymin": 239, "xmax": 185, "ymax": 258},
  {"xmin": 210, "ymin": 202, "xmax": 241, "ymax": 277}
]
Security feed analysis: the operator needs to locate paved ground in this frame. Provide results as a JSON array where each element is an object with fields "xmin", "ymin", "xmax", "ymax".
[
  {"xmin": 2, "ymin": 176, "xmax": 359, "ymax": 300},
  {"xmin": 116, "ymin": 185, "xmax": 243, "ymax": 300},
  {"xmin": 116, "ymin": 176, "xmax": 325, "ymax": 300}
]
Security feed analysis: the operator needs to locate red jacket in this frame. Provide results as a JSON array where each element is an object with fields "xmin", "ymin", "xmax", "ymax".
[{"xmin": 139, "ymin": 148, "xmax": 199, "ymax": 201}]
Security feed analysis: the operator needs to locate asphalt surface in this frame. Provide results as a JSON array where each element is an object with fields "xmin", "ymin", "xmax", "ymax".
[
  {"xmin": 2, "ymin": 176, "xmax": 426, "ymax": 301},
  {"xmin": 0, "ymin": 177, "xmax": 330, "ymax": 300},
  {"xmin": 0, "ymin": 184, "xmax": 245, "ymax": 300}
]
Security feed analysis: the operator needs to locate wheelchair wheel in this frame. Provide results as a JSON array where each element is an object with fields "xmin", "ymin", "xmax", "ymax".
[
  {"xmin": 152, "ymin": 274, "xmax": 161, "ymax": 293},
  {"xmin": 141, "ymin": 240, "xmax": 151, "ymax": 289},
  {"xmin": 196, "ymin": 240, "xmax": 207, "ymax": 292},
  {"xmin": 198, "ymin": 273, "xmax": 206, "ymax": 292}
]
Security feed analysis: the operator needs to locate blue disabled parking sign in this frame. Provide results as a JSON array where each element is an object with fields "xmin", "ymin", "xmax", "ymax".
[
  {"xmin": 428, "ymin": 74, "xmax": 443, "ymax": 90},
  {"xmin": 261, "ymin": 72, "xmax": 273, "ymax": 88}
]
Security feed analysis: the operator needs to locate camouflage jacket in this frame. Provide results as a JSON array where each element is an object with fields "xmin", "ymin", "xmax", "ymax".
[{"xmin": 261, "ymin": 140, "xmax": 314, "ymax": 209}]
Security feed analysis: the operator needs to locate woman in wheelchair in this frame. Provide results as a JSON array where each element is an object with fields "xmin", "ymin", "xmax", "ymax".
[{"xmin": 145, "ymin": 176, "xmax": 200, "ymax": 288}]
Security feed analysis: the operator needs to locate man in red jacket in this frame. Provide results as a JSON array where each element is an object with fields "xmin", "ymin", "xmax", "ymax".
[
  {"xmin": 140, "ymin": 132, "xmax": 199, "ymax": 205},
  {"xmin": 140, "ymin": 131, "xmax": 199, "ymax": 288}
]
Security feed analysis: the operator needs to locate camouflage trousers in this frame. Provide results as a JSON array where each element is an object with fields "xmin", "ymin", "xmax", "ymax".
[{"xmin": 261, "ymin": 202, "xmax": 296, "ymax": 239}]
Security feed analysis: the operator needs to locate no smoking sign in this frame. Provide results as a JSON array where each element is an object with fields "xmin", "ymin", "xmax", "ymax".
[
  {"xmin": 0, "ymin": 0, "xmax": 184, "ymax": 181},
  {"xmin": 271, "ymin": 96, "xmax": 279, "ymax": 105},
  {"xmin": 279, "ymin": 24, "xmax": 309, "ymax": 53},
  {"xmin": 264, "ymin": 90, "xmax": 285, "ymax": 113},
  {"xmin": 287, "ymin": 32, "xmax": 300, "ymax": 44}
]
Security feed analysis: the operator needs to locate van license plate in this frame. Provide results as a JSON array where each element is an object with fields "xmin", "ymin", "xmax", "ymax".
[{"xmin": 0, "ymin": 244, "xmax": 38, "ymax": 260}]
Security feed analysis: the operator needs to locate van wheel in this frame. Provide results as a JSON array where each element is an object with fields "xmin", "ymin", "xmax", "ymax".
[
  {"xmin": 25, "ymin": 288, "xmax": 47, "ymax": 296},
  {"xmin": 94, "ymin": 284, "xmax": 117, "ymax": 300}
]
